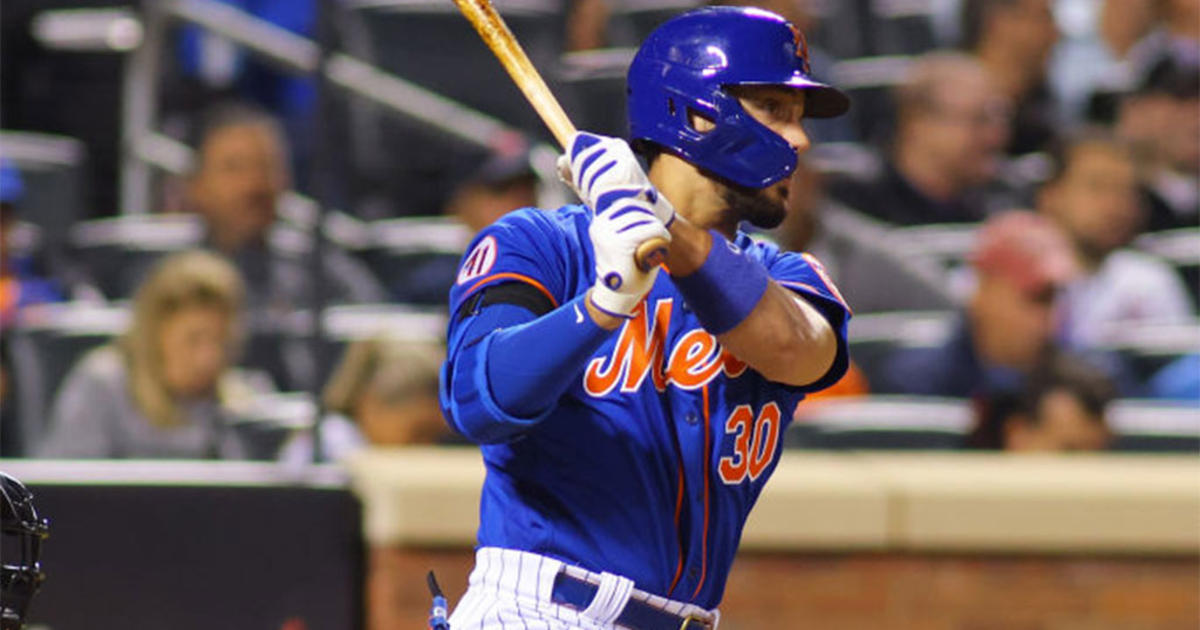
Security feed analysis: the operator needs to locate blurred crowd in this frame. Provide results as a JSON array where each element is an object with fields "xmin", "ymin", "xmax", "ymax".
[{"xmin": 0, "ymin": 0, "xmax": 1196, "ymax": 462}]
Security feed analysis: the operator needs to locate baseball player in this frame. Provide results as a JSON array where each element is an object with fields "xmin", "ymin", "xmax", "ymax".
[{"xmin": 439, "ymin": 7, "xmax": 851, "ymax": 629}]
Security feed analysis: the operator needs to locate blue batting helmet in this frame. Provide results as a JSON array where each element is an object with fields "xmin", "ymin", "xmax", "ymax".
[{"xmin": 627, "ymin": 7, "xmax": 849, "ymax": 189}]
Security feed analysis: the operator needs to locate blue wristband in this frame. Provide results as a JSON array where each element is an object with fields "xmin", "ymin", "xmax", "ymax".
[{"xmin": 671, "ymin": 231, "xmax": 770, "ymax": 335}]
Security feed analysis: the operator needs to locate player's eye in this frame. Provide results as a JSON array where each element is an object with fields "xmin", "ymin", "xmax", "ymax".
[{"xmin": 760, "ymin": 99, "xmax": 783, "ymax": 117}]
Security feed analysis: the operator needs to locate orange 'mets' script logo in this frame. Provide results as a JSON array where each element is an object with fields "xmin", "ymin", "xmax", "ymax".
[{"xmin": 584, "ymin": 298, "xmax": 747, "ymax": 397}]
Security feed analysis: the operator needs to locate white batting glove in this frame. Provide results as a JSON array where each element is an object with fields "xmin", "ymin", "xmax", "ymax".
[
  {"xmin": 588, "ymin": 196, "xmax": 671, "ymax": 318},
  {"xmin": 557, "ymin": 131, "xmax": 676, "ymax": 227}
]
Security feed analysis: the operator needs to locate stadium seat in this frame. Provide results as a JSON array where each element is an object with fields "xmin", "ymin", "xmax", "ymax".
[
  {"xmin": 788, "ymin": 395, "xmax": 971, "ymax": 450},
  {"xmin": 230, "ymin": 391, "xmax": 318, "ymax": 460},
  {"xmin": 1135, "ymin": 228, "xmax": 1200, "ymax": 308},
  {"xmin": 1108, "ymin": 399, "xmax": 1200, "ymax": 453},
  {"xmin": 0, "ymin": 131, "xmax": 97, "ymax": 293},
  {"xmin": 5, "ymin": 301, "xmax": 128, "ymax": 453},
  {"xmin": 319, "ymin": 303, "xmax": 448, "ymax": 385},
  {"xmin": 67, "ymin": 212, "xmax": 346, "ymax": 301},
  {"xmin": 883, "ymin": 222, "xmax": 980, "ymax": 278},
  {"xmin": 605, "ymin": 1, "xmax": 698, "ymax": 47},
  {"xmin": 0, "ymin": 131, "xmax": 88, "ymax": 250},
  {"xmin": 68, "ymin": 214, "xmax": 204, "ymax": 299},
  {"xmin": 347, "ymin": 0, "xmax": 564, "ymax": 130},
  {"xmin": 340, "ymin": 0, "xmax": 563, "ymax": 215},
  {"xmin": 810, "ymin": 0, "xmax": 937, "ymax": 60},
  {"xmin": 788, "ymin": 395, "xmax": 1200, "ymax": 453},
  {"xmin": 0, "ymin": 301, "xmax": 443, "ymax": 452},
  {"xmin": 847, "ymin": 310, "xmax": 956, "ymax": 388},
  {"xmin": 1091, "ymin": 319, "xmax": 1200, "ymax": 384},
  {"xmin": 254, "ymin": 303, "xmax": 449, "ymax": 392},
  {"xmin": 557, "ymin": 48, "xmax": 635, "ymax": 138},
  {"xmin": 358, "ymin": 217, "xmax": 470, "ymax": 306}
]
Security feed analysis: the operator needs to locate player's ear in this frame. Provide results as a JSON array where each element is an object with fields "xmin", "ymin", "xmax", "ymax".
[{"xmin": 688, "ymin": 108, "xmax": 716, "ymax": 133}]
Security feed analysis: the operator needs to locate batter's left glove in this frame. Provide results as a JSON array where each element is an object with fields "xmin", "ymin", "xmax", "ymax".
[
  {"xmin": 588, "ymin": 194, "xmax": 670, "ymax": 318},
  {"xmin": 558, "ymin": 131, "xmax": 676, "ymax": 227}
]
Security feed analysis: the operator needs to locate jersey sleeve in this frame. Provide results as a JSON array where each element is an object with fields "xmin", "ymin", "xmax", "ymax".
[
  {"xmin": 441, "ymin": 208, "xmax": 588, "ymax": 444},
  {"xmin": 754, "ymin": 240, "xmax": 853, "ymax": 393},
  {"xmin": 448, "ymin": 208, "xmax": 571, "ymax": 315}
]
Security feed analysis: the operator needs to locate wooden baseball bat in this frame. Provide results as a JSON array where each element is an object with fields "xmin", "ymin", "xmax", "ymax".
[{"xmin": 451, "ymin": 0, "xmax": 668, "ymax": 272}]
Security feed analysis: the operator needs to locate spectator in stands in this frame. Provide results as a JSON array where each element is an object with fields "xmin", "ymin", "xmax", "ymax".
[
  {"xmin": 173, "ymin": 0, "xmax": 318, "ymax": 178},
  {"xmin": 967, "ymin": 352, "xmax": 1115, "ymax": 451},
  {"xmin": 1146, "ymin": 354, "xmax": 1200, "ymax": 400},
  {"xmin": 961, "ymin": 0, "xmax": 1061, "ymax": 155},
  {"xmin": 828, "ymin": 53, "xmax": 1017, "ymax": 226},
  {"xmin": 1037, "ymin": 129, "xmax": 1193, "ymax": 348},
  {"xmin": 447, "ymin": 141, "xmax": 539, "ymax": 234},
  {"xmin": 1100, "ymin": 0, "xmax": 1199, "ymax": 75},
  {"xmin": 1114, "ymin": 58, "xmax": 1200, "ymax": 232},
  {"xmin": 38, "ymin": 251, "xmax": 265, "ymax": 459},
  {"xmin": 876, "ymin": 211, "xmax": 1078, "ymax": 398},
  {"xmin": 565, "ymin": 0, "xmax": 610, "ymax": 52},
  {"xmin": 379, "ymin": 141, "xmax": 539, "ymax": 305},
  {"xmin": 278, "ymin": 337, "xmax": 448, "ymax": 465},
  {"xmin": 0, "ymin": 160, "xmax": 64, "ymax": 329},
  {"xmin": 775, "ymin": 155, "xmax": 954, "ymax": 313},
  {"xmin": 185, "ymin": 102, "xmax": 385, "ymax": 322}
]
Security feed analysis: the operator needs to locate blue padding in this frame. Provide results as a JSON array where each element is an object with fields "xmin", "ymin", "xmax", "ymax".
[
  {"xmin": 441, "ymin": 295, "xmax": 612, "ymax": 443},
  {"xmin": 486, "ymin": 294, "xmax": 612, "ymax": 418}
]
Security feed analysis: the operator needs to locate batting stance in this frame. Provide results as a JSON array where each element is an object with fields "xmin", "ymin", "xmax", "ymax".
[{"xmin": 440, "ymin": 7, "xmax": 851, "ymax": 628}]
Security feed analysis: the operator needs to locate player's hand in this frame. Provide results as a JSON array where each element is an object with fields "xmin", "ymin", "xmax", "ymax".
[
  {"xmin": 588, "ymin": 195, "xmax": 671, "ymax": 318},
  {"xmin": 558, "ymin": 131, "xmax": 676, "ymax": 227}
]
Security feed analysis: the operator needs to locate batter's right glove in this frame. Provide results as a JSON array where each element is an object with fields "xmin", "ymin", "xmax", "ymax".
[
  {"xmin": 588, "ymin": 195, "xmax": 671, "ymax": 318},
  {"xmin": 559, "ymin": 131, "xmax": 676, "ymax": 227}
]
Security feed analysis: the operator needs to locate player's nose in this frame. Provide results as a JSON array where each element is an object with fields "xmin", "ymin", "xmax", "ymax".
[{"xmin": 780, "ymin": 123, "xmax": 810, "ymax": 154}]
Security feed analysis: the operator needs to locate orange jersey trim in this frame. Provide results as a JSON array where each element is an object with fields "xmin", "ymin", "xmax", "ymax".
[
  {"xmin": 464, "ymin": 272, "xmax": 559, "ymax": 309},
  {"xmin": 666, "ymin": 459, "xmax": 686, "ymax": 597},
  {"xmin": 692, "ymin": 385, "xmax": 713, "ymax": 601}
]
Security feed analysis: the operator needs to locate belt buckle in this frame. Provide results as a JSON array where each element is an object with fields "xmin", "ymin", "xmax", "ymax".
[{"xmin": 678, "ymin": 614, "xmax": 710, "ymax": 630}]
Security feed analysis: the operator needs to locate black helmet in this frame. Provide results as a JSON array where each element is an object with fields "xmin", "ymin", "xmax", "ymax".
[{"xmin": 1, "ymin": 472, "xmax": 48, "ymax": 630}]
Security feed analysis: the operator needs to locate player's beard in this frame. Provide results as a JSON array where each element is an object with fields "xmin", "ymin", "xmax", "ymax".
[{"xmin": 719, "ymin": 181, "xmax": 788, "ymax": 230}]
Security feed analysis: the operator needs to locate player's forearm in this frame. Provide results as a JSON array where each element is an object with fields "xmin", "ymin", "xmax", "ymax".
[
  {"xmin": 666, "ymin": 221, "xmax": 837, "ymax": 386},
  {"xmin": 717, "ymin": 284, "xmax": 837, "ymax": 386}
]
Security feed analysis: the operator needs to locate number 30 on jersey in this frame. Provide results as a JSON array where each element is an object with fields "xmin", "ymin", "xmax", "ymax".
[{"xmin": 718, "ymin": 402, "xmax": 782, "ymax": 485}]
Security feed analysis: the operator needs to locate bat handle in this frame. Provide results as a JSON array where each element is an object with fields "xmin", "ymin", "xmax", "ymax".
[{"xmin": 635, "ymin": 237, "xmax": 669, "ymax": 272}]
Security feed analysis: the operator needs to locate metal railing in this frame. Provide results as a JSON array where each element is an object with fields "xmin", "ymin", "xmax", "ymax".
[{"xmin": 120, "ymin": 0, "xmax": 529, "ymax": 216}]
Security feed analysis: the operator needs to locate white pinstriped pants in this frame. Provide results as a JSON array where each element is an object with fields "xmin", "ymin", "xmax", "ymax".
[{"xmin": 448, "ymin": 547, "xmax": 719, "ymax": 630}]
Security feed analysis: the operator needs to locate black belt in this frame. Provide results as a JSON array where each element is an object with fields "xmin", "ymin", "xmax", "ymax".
[{"xmin": 550, "ymin": 572, "xmax": 712, "ymax": 630}]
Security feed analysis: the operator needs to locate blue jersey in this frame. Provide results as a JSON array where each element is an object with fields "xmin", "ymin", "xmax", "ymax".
[{"xmin": 440, "ymin": 205, "xmax": 850, "ymax": 609}]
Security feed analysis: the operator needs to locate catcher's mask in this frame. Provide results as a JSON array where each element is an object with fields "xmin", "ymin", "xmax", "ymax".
[{"xmin": 1, "ymin": 472, "xmax": 48, "ymax": 630}]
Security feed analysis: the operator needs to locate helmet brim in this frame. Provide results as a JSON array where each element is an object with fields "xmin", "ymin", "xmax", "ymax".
[{"xmin": 731, "ymin": 75, "xmax": 851, "ymax": 119}]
